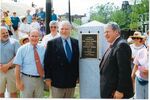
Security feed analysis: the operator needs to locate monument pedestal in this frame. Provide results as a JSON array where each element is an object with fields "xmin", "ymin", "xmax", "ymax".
[{"xmin": 78, "ymin": 21, "xmax": 108, "ymax": 98}]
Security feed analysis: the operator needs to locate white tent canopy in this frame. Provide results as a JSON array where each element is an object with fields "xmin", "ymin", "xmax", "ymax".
[{"xmin": 80, "ymin": 20, "xmax": 105, "ymax": 27}]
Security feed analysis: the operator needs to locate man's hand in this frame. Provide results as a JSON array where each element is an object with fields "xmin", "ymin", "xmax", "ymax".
[
  {"xmin": 0, "ymin": 64, "xmax": 9, "ymax": 73},
  {"xmin": 45, "ymin": 79, "xmax": 51, "ymax": 88},
  {"xmin": 16, "ymin": 80, "xmax": 24, "ymax": 91},
  {"xmin": 76, "ymin": 78, "xmax": 79, "ymax": 83},
  {"xmin": 113, "ymin": 91, "xmax": 124, "ymax": 99}
]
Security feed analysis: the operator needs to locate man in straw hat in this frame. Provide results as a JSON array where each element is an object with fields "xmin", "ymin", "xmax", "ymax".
[{"xmin": 19, "ymin": 34, "xmax": 29, "ymax": 45}]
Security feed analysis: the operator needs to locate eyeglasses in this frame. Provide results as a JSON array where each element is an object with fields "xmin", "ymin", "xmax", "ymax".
[{"xmin": 50, "ymin": 26, "xmax": 57, "ymax": 29}]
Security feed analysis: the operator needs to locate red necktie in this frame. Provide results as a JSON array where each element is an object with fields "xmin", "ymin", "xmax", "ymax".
[{"xmin": 33, "ymin": 46, "xmax": 44, "ymax": 78}]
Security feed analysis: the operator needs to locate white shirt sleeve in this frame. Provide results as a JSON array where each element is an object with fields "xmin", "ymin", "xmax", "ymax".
[{"xmin": 133, "ymin": 48, "xmax": 148, "ymax": 67}]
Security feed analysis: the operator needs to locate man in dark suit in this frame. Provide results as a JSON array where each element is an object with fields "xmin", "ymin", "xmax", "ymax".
[
  {"xmin": 99, "ymin": 22, "xmax": 134, "ymax": 99},
  {"xmin": 44, "ymin": 21, "xmax": 79, "ymax": 98}
]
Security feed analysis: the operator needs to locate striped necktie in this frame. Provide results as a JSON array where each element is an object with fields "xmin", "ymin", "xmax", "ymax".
[{"xmin": 100, "ymin": 45, "xmax": 112, "ymax": 68}]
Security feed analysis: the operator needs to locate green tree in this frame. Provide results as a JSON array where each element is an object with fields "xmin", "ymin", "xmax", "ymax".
[
  {"xmin": 111, "ymin": 10, "xmax": 127, "ymax": 29},
  {"xmin": 129, "ymin": 0, "xmax": 149, "ymax": 30},
  {"xmin": 89, "ymin": 0, "xmax": 149, "ymax": 31},
  {"xmin": 73, "ymin": 18, "xmax": 81, "ymax": 25},
  {"xmin": 90, "ymin": 3, "xmax": 118, "ymax": 23}
]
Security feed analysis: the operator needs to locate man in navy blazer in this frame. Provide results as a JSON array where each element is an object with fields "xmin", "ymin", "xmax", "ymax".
[
  {"xmin": 44, "ymin": 21, "xmax": 79, "ymax": 98},
  {"xmin": 99, "ymin": 22, "xmax": 134, "ymax": 99}
]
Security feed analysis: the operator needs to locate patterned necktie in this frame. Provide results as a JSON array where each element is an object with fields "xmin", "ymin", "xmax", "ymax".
[
  {"xmin": 100, "ymin": 45, "xmax": 112, "ymax": 68},
  {"xmin": 65, "ymin": 40, "xmax": 72, "ymax": 62},
  {"xmin": 33, "ymin": 46, "xmax": 44, "ymax": 78}
]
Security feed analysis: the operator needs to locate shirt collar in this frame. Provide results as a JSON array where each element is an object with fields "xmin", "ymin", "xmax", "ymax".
[
  {"xmin": 0, "ymin": 38, "xmax": 9, "ymax": 45},
  {"xmin": 61, "ymin": 36, "xmax": 71, "ymax": 42},
  {"xmin": 50, "ymin": 32, "xmax": 59, "ymax": 38},
  {"xmin": 110, "ymin": 36, "xmax": 120, "ymax": 46},
  {"xmin": 29, "ymin": 43, "xmax": 39, "ymax": 49}
]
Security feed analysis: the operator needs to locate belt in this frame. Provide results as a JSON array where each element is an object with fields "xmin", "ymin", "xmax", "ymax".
[{"xmin": 22, "ymin": 73, "xmax": 40, "ymax": 78}]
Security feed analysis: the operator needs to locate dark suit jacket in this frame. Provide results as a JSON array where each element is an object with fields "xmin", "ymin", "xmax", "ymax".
[
  {"xmin": 44, "ymin": 37, "xmax": 79, "ymax": 88},
  {"xmin": 100, "ymin": 37, "xmax": 134, "ymax": 98}
]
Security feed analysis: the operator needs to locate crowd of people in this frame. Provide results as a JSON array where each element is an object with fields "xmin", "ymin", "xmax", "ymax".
[
  {"xmin": 0, "ymin": 8, "xmax": 59, "ymax": 43},
  {"xmin": 0, "ymin": 8, "xmax": 149, "ymax": 99}
]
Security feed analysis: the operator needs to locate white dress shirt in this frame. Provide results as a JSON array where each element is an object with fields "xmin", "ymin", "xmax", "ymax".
[{"xmin": 41, "ymin": 33, "xmax": 60, "ymax": 47}]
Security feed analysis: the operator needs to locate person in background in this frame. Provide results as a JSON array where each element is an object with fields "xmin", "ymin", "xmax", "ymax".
[
  {"xmin": 39, "ymin": 18, "xmax": 46, "ymax": 39},
  {"xmin": 0, "ymin": 26, "xmax": 20, "ymax": 98},
  {"xmin": 3, "ymin": 11, "xmax": 12, "ymax": 31},
  {"xmin": 0, "ymin": 9, "xmax": 4, "ymax": 18},
  {"xmin": 6, "ymin": 10, "xmax": 10, "ymax": 16},
  {"xmin": 18, "ymin": 17, "xmax": 30, "ymax": 38},
  {"xmin": 11, "ymin": 12, "xmax": 20, "ymax": 31},
  {"xmin": 1, "ymin": 18, "xmax": 9, "ymax": 30},
  {"xmin": 38, "ymin": 8, "xmax": 45, "ymax": 20},
  {"xmin": 99, "ymin": 22, "xmax": 134, "ymax": 98},
  {"xmin": 26, "ymin": 10, "xmax": 32, "ymax": 24},
  {"xmin": 13, "ymin": 30, "xmax": 45, "ymax": 98},
  {"xmin": 30, "ymin": 17, "xmax": 40, "ymax": 32},
  {"xmin": 130, "ymin": 31, "xmax": 146, "ymax": 69},
  {"xmin": 19, "ymin": 34, "xmax": 29, "ymax": 45},
  {"xmin": 33, "ymin": 9, "xmax": 39, "ymax": 18},
  {"xmin": 51, "ymin": 8, "xmax": 57, "ymax": 21},
  {"xmin": 44, "ymin": 21, "xmax": 79, "ymax": 98},
  {"xmin": 131, "ymin": 45, "xmax": 148, "ymax": 99},
  {"xmin": 41, "ymin": 21, "xmax": 60, "ymax": 47}
]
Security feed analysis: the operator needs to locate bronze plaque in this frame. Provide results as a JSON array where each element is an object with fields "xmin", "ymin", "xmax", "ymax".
[{"xmin": 81, "ymin": 34, "xmax": 97, "ymax": 58}]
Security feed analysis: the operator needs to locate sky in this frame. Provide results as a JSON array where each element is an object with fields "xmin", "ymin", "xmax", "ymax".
[{"xmin": 2, "ymin": 0, "xmax": 134, "ymax": 15}]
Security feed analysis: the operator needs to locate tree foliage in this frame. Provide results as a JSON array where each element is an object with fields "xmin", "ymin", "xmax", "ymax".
[
  {"xmin": 89, "ymin": 0, "xmax": 149, "ymax": 30},
  {"xmin": 90, "ymin": 3, "xmax": 118, "ymax": 23},
  {"xmin": 129, "ymin": 0, "xmax": 149, "ymax": 30},
  {"xmin": 110, "ymin": 10, "xmax": 127, "ymax": 29}
]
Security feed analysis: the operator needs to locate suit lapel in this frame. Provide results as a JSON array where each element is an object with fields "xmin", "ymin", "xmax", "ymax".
[{"xmin": 100, "ymin": 37, "xmax": 121, "ymax": 71}]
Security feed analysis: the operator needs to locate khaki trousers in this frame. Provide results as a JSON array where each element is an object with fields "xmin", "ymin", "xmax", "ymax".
[
  {"xmin": 0, "ymin": 68, "xmax": 17, "ymax": 93},
  {"xmin": 51, "ymin": 86, "xmax": 75, "ymax": 98},
  {"xmin": 20, "ymin": 74, "xmax": 44, "ymax": 98}
]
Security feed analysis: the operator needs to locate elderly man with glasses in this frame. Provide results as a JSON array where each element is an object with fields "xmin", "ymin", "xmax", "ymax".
[{"xmin": 41, "ymin": 21, "xmax": 60, "ymax": 47}]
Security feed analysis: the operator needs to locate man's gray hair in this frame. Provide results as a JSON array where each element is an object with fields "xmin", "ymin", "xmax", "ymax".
[
  {"xmin": 29, "ymin": 29, "xmax": 40, "ymax": 36},
  {"xmin": 59, "ymin": 20, "xmax": 72, "ymax": 31},
  {"xmin": 106, "ymin": 22, "xmax": 121, "ymax": 34},
  {"xmin": 0, "ymin": 26, "xmax": 8, "ymax": 31},
  {"xmin": 49, "ymin": 21, "xmax": 58, "ymax": 27}
]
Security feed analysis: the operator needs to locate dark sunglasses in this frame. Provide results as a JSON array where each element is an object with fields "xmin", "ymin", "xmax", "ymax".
[
  {"xmin": 50, "ymin": 26, "xmax": 57, "ymax": 29},
  {"xmin": 132, "ymin": 37, "xmax": 142, "ymax": 39}
]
